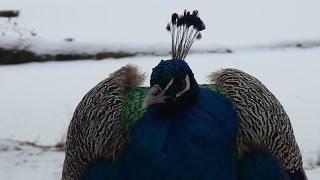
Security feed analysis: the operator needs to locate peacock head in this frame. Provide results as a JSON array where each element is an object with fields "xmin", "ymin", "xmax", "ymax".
[
  {"xmin": 143, "ymin": 10, "xmax": 205, "ymax": 112},
  {"xmin": 143, "ymin": 59, "xmax": 199, "ymax": 111}
]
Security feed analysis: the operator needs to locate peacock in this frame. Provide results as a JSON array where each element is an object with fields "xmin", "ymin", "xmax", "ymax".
[{"xmin": 61, "ymin": 10, "xmax": 307, "ymax": 180}]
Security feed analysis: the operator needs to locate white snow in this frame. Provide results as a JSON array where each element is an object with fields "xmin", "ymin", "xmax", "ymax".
[
  {"xmin": 0, "ymin": 139, "xmax": 64, "ymax": 180},
  {"xmin": 1, "ymin": 0, "xmax": 320, "ymax": 179}
]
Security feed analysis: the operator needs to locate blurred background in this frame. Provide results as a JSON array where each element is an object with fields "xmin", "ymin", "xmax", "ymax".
[{"xmin": 0, "ymin": 0, "xmax": 320, "ymax": 179}]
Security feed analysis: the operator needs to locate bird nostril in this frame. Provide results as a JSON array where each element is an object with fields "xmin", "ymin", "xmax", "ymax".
[
  {"xmin": 150, "ymin": 84, "xmax": 164, "ymax": 97},
  {"xmin": 153, "ymin": 89, "xmax": 163, "ymax": 97}
]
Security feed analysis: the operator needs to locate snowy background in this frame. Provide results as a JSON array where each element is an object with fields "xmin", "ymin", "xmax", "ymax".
[{"xmin": 1, "ymin": 0, "xmax": 320, "ymax": 179}]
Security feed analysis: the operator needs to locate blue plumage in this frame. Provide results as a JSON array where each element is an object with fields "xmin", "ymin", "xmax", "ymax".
[
  {"xmin": 122, "ymin": 87, "xmax": 239, "ymax": 179},
  {"xmin": 237, "ymin": 151, "xmax": 290, "ymax": 180},
  {"xmin": 81, "ymin": 158, "xmax": 120, "ymax": 180}
]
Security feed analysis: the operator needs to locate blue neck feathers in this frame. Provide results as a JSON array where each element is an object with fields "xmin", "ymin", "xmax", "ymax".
[{"xmin": 122, "ymin": 87, "xmax": 239, "ymax": 179}]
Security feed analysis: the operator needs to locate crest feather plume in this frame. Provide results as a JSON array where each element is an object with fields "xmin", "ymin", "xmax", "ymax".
[{"xmin": 166, "ymin": 10, "xmax": 206, "ymax": 60}]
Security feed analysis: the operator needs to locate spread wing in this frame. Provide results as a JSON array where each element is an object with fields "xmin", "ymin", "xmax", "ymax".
[
  {"xmin": 209, "ymin": 68, "xmax": 305, "ymax": 177},
  {"xmin": 61, "ymin": 65, "xmax": 146, "ymax": 180}
]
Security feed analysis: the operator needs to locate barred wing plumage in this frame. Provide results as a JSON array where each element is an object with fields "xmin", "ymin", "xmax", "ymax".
[
  {"xmin": 210, "ymin": 68, "xmax": 306, "ymax": 179},
  {"xmin": 61, "ymin": 65, "xmax": 145, "ymax": 180}
]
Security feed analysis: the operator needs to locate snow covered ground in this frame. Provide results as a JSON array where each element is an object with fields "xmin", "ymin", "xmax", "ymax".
[
  {"xmin": 1, "ymin": 0, "xmax": 320, "ymax": 179},
  {"xmin": 0, "ymin": 139, "xmax": 63, "ymax": 180}
]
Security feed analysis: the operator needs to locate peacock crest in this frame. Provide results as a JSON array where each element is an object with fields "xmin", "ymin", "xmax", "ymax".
[
  {"xmin": 166, "ymin": 10, "xmax": 206, "ymax": 60},
  {"xmin": 150, "ymin": 10, "xmax": 205, "ymax": 88}
]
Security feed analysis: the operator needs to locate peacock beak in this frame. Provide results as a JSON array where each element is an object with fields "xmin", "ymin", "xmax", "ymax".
[{"xmin": 143, "ymin": 84, "xmax": 172, "ymax": 108}]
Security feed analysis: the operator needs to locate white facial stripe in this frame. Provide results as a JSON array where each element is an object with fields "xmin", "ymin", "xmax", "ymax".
[
  {"xmin": 163, "ymin": 78, "xmax": 174, "ymax": 92},
  {"xmin": 176, "ymin": 75, "xmax": 190, "ymax": 97}
]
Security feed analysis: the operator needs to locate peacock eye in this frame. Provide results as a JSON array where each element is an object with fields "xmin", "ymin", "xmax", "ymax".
[
  {"xmin": 174, "ymin": 79, "xmax": 186, "ymax": 91},
  {"xmin": 178, "ymin": 80, "xmax": 186, "ymax": 86}
]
